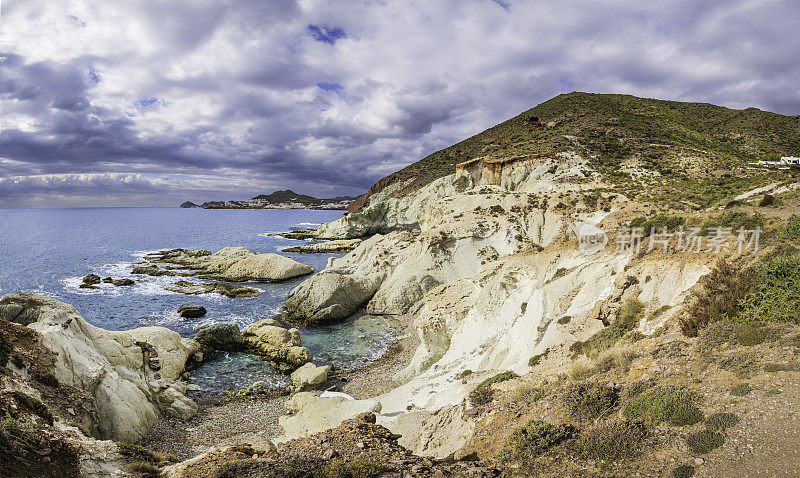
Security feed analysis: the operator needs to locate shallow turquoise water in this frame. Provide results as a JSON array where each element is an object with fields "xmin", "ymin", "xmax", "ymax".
[{"xmin": 0, "ymin": 207, "xmax": 395, "ymax": 393}]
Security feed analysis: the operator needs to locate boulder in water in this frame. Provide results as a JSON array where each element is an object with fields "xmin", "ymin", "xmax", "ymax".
[
  {"xmin": 193, "ymin": 322, "xmax": 245, "ymax": 350},
  {"xmin": 82, "ymin": 274, "xmax": 101, "ymax": 285},
  {"xmin": 178, "ymin": 304, "xmax": 207, "ymax": 318},
  {"xmin": 112, "ymin": 278, "xmax": 135, "ymax": 286}
]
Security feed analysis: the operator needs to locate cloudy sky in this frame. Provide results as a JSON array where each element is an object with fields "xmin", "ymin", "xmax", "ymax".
[{"xmin": 1, "ymin": 0, "xmax": 798, "ymax": 207}]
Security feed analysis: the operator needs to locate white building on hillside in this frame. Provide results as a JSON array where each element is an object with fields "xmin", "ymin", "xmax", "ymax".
[{"xmin": 750, "ymin": 156, "xmax": 800, "ymax": 167}]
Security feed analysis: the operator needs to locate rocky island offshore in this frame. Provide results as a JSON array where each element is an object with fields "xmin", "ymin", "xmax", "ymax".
[
  {"xmin": 5, "ymin": 93, "xmax": 800, "ymax": 477},
  {"xmin": 180, "ymin": 190, "xmax": 354, "ymax": 210}
]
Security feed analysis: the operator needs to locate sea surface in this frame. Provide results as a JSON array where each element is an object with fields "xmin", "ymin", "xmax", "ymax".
[{"xmin": 0, "ymin": 207, "xmax": 395, "ymax": 393}]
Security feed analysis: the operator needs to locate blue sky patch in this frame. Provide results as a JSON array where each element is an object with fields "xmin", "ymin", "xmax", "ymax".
[
  {"xmin": 133, "ymin": 97, "xmax": 160, "ymax": 110},
  {"xmin": 317, "ymin": 82, "xmax": 344, "ymax": 94},
  {"xmin": 307, "ymin": 24, "xmax": 347, "ymax": 45},
  {"xmin": 88, "ymin": 67, "xmax": 101, "ymax": 85}
]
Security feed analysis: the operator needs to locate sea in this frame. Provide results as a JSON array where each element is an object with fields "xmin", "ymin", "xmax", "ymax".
[{"xmin": 0, "ymin": 207, "xmax": 395, "ymax": 393}]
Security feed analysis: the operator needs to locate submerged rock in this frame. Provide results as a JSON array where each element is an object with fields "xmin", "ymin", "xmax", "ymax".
[
  {"xmin": 112, "ymin": 278, "xmax": 135, "ymax": 286},
  {"xmin": 166, "ymin": 280, "xmax": 261, "ymax": 298},
  {"xmin": 177, "ymin": 304, "xmax": 207, "ymax": 318},
  {"xmin": 82, "ymin": 273, "xmax": 101, "ymax": 285}
]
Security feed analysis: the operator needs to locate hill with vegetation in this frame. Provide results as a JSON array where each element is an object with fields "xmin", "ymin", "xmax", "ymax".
[{"xmin": 350, "ymin": 92, "xmax": 800, "ymax": 212}]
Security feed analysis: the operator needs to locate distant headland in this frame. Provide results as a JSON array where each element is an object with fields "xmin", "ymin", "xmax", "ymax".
[{"xmin": 180, "ymin": 189, "xmax": 355, "ymax": 210}]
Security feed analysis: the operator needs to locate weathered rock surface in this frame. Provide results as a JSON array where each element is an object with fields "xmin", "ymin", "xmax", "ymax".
[
  {"xmin": 0, "ymin": 293, "xmax": 205, "ymax": 443},
  {"xmin": 177, "ymin": 304, "xmax": 207, "ymax": 318},
  {"xmin": 290, "ymin": 362, "xmax": 331, "ymax": 391},
  {"xmin": 281, "ymin": 238, "xmax": 362, "ymax": 253},
  {"xmin": 135, "ymin": 247, "xmax": 314, "ymax": 282},
  {"xmin": 284, "ymin": 270, "xmax": 381, "ymax": 325},
  {"xmin": 166, "ymin": 280, "xmax": 261, "ymax": 298},
  {"xmin": 193, "ymin": 322, "xmax": 246, "ymax": 351},
  {"xmin": 241, "ymin": 319, "xmax": 312, "ymax": 370}
]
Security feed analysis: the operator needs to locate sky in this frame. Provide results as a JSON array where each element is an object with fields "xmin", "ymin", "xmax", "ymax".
[{"xmin": 1, "ymin": 0, "xmax": 799, "ymax": 207}]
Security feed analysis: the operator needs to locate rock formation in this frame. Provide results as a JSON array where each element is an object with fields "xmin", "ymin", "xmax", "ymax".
[
  {"xmin": 0, "ymin": 293, "xmax": 204, "ymax": 444},
  {"xmin": 135, "ymin": 247, "xmax": 314, "ymax": 282}
]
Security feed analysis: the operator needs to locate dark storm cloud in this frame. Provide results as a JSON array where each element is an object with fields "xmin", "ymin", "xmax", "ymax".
[{"xmin": 0, "ymin": 0, "xmax": 798, "ymax": 207}]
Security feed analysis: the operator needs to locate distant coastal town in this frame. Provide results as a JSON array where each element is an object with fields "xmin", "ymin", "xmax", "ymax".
[{"xmin": 180, "ymin": 189, "xmax": 355, "ymax": 210}]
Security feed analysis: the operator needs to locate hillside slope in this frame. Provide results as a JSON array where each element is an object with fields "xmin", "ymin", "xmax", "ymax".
[{"xmin": 350, "ymin": 92, "xmax": 800, "ymax": 213}]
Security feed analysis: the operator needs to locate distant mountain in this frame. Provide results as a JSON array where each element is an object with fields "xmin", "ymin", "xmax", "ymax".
[
  {"xmin": 349, "ymin": 92, "xmax": 800, "ymax": 213},
  {"xmin": 180, "ymin": 190, "xmax": 353, "ymax": 210},
  {"xmin": 251, "ymin": 190, "xmax": 321, "ymax": 205}
]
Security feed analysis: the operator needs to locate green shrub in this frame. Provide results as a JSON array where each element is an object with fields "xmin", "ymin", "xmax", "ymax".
[
  {"xmin": 766, "ymin": 388, "xmax": 782, "ymax": 396},
  {"xmin": 763, "ymin": 362, "xmax": 800, "ymax": 372},
  {"xmin": 682, "ymin": 260, "xmax": 757, "ymax": 337},
  {"xmin": 469, "ymin": 386, "xmax": 494, "ymax": 406},
  {"xmin": 705, "ymin": 413, "xmax": 739, "ymax": 431},
  {"xmin": 563, "ymin": 382, "xmax": 618, "ymax": 421},
  {"xmin": 317, "ymin": 459, "xmax": 380, "ymax": 478},
  {"xmin": 686, "ymin": 429, "xmax": 725, "ymax": 454},
  {"xmin": 468, "ymin": 371, "xmax": 519, "ymax": 406},
  {"xmin": 115, "ymin": 442, "xmax": 177, "ymax": 466},
  {"xmin": 576, "ymin": 298, "xmax": 645, "ymax": 356},
  {"xmin": 739, "ymin": 253, "xmax": 800, "ymax": 324},
  {"xmin": 702, "ymin": 211, "xmax": 764, "ymax": 233},
  {"xmin": 499, "ymin": 420, "xmax": 576, "ymax": 461},
  {"xmin": 570, "ymin": 420, "xmax": 647, "ymax": 462},
  {"xmin": 623, "ymin": 385, "xmax": 703, "ymax": 426},
  {"xmin": 730, "ymin": 383, "xmax": 751, "ymax": 397},
  {"xmin": 629, "ymin": 215, "xmax": 685, "ymax": 236},
  {"xmin": 673, "ymin": 464, "xmax": 695, "ymax": 477},
  {"xmin": 782, "ymin": 214, "xmax": 800, "ymax": 240}
]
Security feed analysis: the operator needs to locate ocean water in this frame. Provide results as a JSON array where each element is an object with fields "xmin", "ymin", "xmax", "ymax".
[{"xmin": 0, "ymin": 207, "xmax": 395, "ymax": 393}]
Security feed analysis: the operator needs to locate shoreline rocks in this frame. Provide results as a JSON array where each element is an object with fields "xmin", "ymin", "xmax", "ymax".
[
  {"xmin": 134, "ymin": 247, "xmax": 314, "ymax": 282},
  {"xmin": 193, "ymin": 319, "xmax": 313, "ymax": 372},
  {"xmin": 281, "ymin": 238, "xmax": 362, "ymax": 254},
  {"xmin": 290, "ymin": 362, "xmax": 331, "ymax": 391},
  {"xmin": 0, "ymin": 293, "xmax": 205, "ymax": 443},
  {"xmin": 242, "ymin": 319, "xmax": 312, "ymax": 372}
]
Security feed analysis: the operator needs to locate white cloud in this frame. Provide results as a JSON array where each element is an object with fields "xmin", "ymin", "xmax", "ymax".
[{"xmin": 0, "ymin": 0, "xmax": 798, "ymax": 206}]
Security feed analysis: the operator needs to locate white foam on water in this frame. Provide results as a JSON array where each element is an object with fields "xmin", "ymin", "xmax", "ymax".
[{"xmin": 296, "ymin": 222, "xmax": 321, "ymax": 226}]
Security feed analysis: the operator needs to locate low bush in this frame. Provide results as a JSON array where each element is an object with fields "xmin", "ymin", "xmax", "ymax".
[
  {"xmin": 686, "ymin": 429, "xmax": 725, "ymax": 454},
  {"xmin": 575, "ymin": 298, "xmax": 645, "ymax": 356},
  {"xmin": 673, "ymin": 464, "xmax": 695, "ymax": 477},
  {"xmin": 682, "ymin": 260, "xmax": 757, "ymax": 337},
  {"xmin": 623, "ymin": 385, "xmax": 703, "ymax": 426},
  {"xmin": 739, "ymin": 253, "xmax": 800, "ymax": 324},
  {"xmin": 629, "ymin": 215, "xmax": 685, "ymax": 236},
  {"xmin": 317, "ymin": 459, "xmax": 381, "ymax": 478},
  {"xmin": 499, "ymin": 420, "xmax": 576, "ymax": 461},
  {"xmin": 563, "ymin": 382, "xmax": 618, "ymax": 421},
  {"xmin": 468, "ymin": 371, "xmax": 519, "ymax": 406},
  {"xmin": 730, "ymin": 383, "xmax": 751, "ymax": 397},
  {"xmin": 705, "ymin": 412, "xmax": 739, "ymax": 431},
  {"xmin": 570, "ymin": 420, "xmax": 647, "ymax": 462}
]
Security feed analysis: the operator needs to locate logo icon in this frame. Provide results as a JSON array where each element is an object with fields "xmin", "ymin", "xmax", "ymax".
[{"xmin": 577, "ymin": 222, "xmax": 608, "ymax": 255}]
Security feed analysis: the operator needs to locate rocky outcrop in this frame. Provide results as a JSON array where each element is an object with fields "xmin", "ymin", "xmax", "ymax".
[
  {"xmin": 135, "ymin": 247, "xmax": 314, "ymax": 282},
  {"xmin": 283, "ymin": 185, "xmax": 593, "ymax": 325},
  {"xmin": 241, "ymin": 319, "xmax": 312, "ymax": 372},
  {"xmin": 281, "ymin": 238, "xmax": 362, "ymax": 253},
  {"xmin": 0, "ymin": 293, "xmax": 205, "ymax": 443}
]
